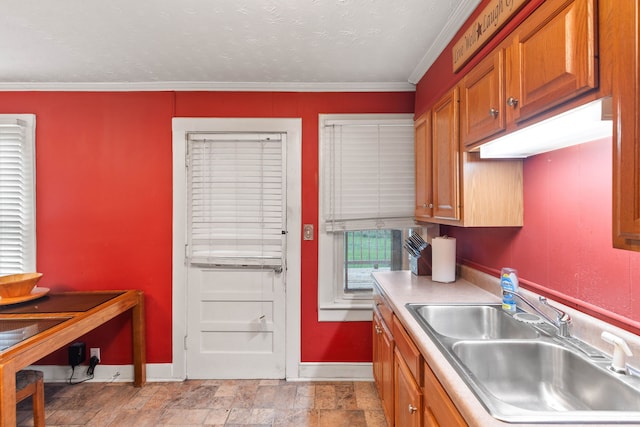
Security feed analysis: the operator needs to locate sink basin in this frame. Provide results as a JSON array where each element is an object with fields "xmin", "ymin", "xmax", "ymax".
[
  {"xmin": 452, "ymin": 340, "xmax": 640, "ymax": 417},
  {"xmin": 407, "ymin": 303, "xmax": 539, "ymax": 340},
  {"xmin": 405, "ymin": 302, "xmax": 640, "ymax": 423}
]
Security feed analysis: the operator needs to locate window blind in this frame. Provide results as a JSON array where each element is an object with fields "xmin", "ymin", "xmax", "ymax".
[
  {"xmin": 0, "ymin": 116, "xmax": 36, "ymax": 274},
  {"xmin": 186, "ymin": 132, "xmax": 285, "ymax": 270},
  {"xmin": 321, "ymin": 117, "xmax": 415, "ymax": 232}
]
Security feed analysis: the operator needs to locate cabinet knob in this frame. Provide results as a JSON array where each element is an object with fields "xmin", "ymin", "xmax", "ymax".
[
  {"xmin": 408, "ymin": 404, "xmax": 418, "ymax": 414},
  {"xmin": 428, "ymin": 203, "xmax": 433, "ymax": 209},
  {"xmin": 489, "ymin": 108, "xmax": 499, "ymax": 118},
  {"xmin": 507, "ymin": 96, "xmax": 519, "ymax": 107},
  {"xmin": 375, "ymin": 325, "xmax": 382, "ymax": 334}
]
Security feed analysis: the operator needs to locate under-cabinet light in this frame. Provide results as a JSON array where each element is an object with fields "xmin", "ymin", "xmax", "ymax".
[{"xmin": 479, "ymin": 98, "xmax": 612, "ymax": 159}]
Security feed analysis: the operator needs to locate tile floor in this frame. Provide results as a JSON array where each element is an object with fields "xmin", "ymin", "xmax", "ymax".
[{"xmin": 17, "ymin": 379, "xmax": 388, "ymax": 426}]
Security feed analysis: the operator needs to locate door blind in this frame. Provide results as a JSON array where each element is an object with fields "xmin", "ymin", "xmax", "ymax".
[
  {"xmin": 187, "ymin": 132, "xmax": 285, "ymax": 270},
  {"xmin": 321, "ymin": 117, "xmax": 415, "ymax": 232},
  {"xmin": 0, "ymin": 116, "xmax": 36, "ymax": 274}
]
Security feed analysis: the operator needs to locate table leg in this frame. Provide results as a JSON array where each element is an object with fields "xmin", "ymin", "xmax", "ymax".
[
  {"xmin": 0, "ymin": 361, "xmax": 17, "ymax": 427},
  {"xmin": 132, "ymin": 290, "xmax": 146, "ymax": 387}
]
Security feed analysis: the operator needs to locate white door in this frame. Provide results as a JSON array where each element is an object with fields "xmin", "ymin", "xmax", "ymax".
[{"xmin": 184, "ymin": 131, "xmax": 287, "ymax": 379}]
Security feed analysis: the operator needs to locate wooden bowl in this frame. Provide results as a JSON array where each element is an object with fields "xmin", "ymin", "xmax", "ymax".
[{"xmin": 0, "ymin": 273, "xmax": 43, "ymax": 298}]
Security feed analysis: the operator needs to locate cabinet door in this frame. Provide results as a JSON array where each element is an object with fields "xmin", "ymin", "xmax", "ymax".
[
  {"xmin": 460, "ymin": 49, "xmax": 506, "ymax": 149},
  {"xmin": 423, "ymin": 361, "xmax": 467, "ymax": 427},
  {"xmin": 372, "ymin": 310, "xmax": 394, "ymax": 426},
  {"xmin": 613, "ymin": 0, "xmax": 640, "ymax": 248},
  {"xmin": 431, "ymin": 87, "xmax": 460, "ymax": 221},
  {"xmin": 395, "ymin": 349, "xmax": 423, "ymax": 427},
  {"xmin": 381, "ymin": 321, "xmax": 394, "ymax": 425},
  {"xmin": 415, "ymin": 111, "xmax": 433, "ymax": 220},
  {"xmin": 509, "ymin": 0, "xmax": 597, "ymax": 123},
  {"xmin": 372, "ymin": 311, "xmax": 384, "ymax": 394}
]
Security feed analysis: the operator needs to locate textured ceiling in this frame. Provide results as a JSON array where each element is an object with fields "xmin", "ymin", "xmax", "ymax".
[{"xmin": 0, "ymin": 0, "xmax": 479, "ymax": 90}]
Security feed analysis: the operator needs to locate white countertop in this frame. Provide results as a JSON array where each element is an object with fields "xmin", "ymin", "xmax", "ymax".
[{"xmin": 372, "ymin": 269, "xmax": 640, "ymax": 427}]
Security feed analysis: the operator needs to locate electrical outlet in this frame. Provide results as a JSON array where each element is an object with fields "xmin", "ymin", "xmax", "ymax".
[{"xmin": 90, "ymin": 347, "xmax": 100, "ymax": 361}]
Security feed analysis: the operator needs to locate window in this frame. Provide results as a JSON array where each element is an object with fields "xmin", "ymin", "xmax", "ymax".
[
  {"xmin": 318, "ymin": 114, "xmax": 416, "ymax": 321},
  {"xmin": 186, "ymin": 131, "xmax": 285, "ymax": 271},
  {"xmin": 0, "ymin": 115, "xmax": 36, "ymax": 274}
]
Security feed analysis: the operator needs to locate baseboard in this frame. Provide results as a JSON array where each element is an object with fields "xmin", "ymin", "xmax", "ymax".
[
  {"xmin": 293, "ymin": 362, "xmax": 373, "ymax": 381},
  {"xmin": 29, "ymin": 362, "xmax": 373, "ymax": 383},
  {"xmin": 29, "ymin": 363, "xmax": 182, "ymax": 383}
]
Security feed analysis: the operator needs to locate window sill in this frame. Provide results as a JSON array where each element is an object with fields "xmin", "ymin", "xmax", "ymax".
[{"xmin": 318, "ymin": 301, "xmax": 373, "ymax": 322}]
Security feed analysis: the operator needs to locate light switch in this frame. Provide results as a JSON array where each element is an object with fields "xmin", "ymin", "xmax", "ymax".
[{"xmin": 303, "ymin": 224, "xmax": 314, "ymax": 240}]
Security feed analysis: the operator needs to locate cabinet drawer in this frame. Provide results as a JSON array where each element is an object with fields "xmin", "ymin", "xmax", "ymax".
[
  {"xmin": 373, "ymin": 287, "xmax": 393, "ymax": 327},
  {"xmin": 423, "ymin": 361, "xmax": 467, "ymax": 427},
  {"xmin": 392, "ymin": 315, "xmax": 423, "ymax": 383}
]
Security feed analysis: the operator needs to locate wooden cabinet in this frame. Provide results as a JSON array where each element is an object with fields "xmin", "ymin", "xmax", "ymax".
[
  {"xmin": 372, "ymin": 286, "xmax": 394, "ymax": 426},
  {"xmin": 395, "ymin": 348, "xmax": 423, "ymax": 427},
  {"xmin": 460, "ymin": 49, "xmax": 506, "ymax": 149},
  {"xmin": 414, "ymin": 112, "xmax": 433, "ymax": 221},
  {"xmin": 393, "ymin": 316, "xmax": 423, "ymax": 427},
  {"xmin": 423, "ymin": 361, "xmax": 467, "ymax": 427},
  {"xmin": 415, "ymin": 89, "xmax": 523, "ymax": 227},
  {"xmin": 460, "ymin": 0, "xmax": 598, "ymax": 151},
  {"xmin": 431, "ymin": 88, "xmax": 461, "ymax": 221},
  {"xmin": 372, "ymin": 309, "xmax": 394, "ymax": 426},
  {"xmin": 372, "ymin": 282, "xmax": 469, "ymax": 427},
  {"xmin": 612, "ymin": 0, "xmax": 640, "ymax": 250},
  {"xmin": 509, "ymin": 0, "xmax": 597, "ymax": 124}
]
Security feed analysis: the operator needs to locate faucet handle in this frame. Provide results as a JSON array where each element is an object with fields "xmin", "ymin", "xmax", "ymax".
[
  {"xmin": 539, "ymin": 297, "xmax": 571, "ymax": 322},
  {"xmin": 601, "ymin": 331, "xmax": 633, "ymax": 374}
]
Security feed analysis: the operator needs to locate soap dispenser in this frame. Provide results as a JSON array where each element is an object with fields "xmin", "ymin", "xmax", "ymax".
[{"xmin": 500, "ymin": 267, "xmax": 519, "ymax": 313}]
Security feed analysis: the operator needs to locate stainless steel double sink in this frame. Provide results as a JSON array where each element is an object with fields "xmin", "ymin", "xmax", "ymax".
[{"xmin": 406, "ymin": 303, "xmax": 640, "ymax": 424}]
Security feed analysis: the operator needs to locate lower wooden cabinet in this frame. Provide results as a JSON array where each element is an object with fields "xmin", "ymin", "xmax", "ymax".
[
  {"xmin": 373, "ymin": 282, "xmax": 468, "ymax": 426},
  {"xmin": 395, "ymin": 348, "xmax": 423, "ymax": 427},
  {"xmin": 372, "ymin": 309, "xmax": 394, "ymax": 426},
  {"xmin": 423, "ymin": 361, "xmax": 467, "ymax": 427}
]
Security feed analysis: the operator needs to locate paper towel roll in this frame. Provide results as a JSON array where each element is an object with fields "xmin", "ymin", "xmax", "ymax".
[{"xmin": 431, "ymin": 236, "xmax": 456, "ymax": 283}]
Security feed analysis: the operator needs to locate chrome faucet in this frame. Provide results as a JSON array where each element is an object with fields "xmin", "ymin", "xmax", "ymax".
[{"xmin": 504, "ymin": 290, "xmax": 572, "ymax": 337}]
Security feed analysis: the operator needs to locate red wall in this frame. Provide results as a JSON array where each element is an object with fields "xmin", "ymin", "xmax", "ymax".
[
  {"xmin": 0, "ymin": 90, "xmax": 414, "ymax": 365},
  {"xmin": 416, "ymin": 0, "xmax": 640, "ymax": 332}
]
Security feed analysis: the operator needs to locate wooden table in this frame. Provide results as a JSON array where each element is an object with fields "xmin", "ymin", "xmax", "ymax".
[{"xmin": 0, "ymin": 290, "xmax": 146, "ymax": 426}]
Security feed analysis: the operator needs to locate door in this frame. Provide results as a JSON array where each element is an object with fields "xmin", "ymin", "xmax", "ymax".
[{"xmin": 184, "ymin": 131, "xmax": 287, "ymax": 379}]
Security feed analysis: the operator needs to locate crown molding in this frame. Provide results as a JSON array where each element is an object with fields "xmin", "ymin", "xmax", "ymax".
[
  {"xmin": 408, "ymin": 0, "xmax": 482, "ymax": 84},
  {"xmin": 0, "ymin": 81, "xmax": 415, "ymax": 93}
]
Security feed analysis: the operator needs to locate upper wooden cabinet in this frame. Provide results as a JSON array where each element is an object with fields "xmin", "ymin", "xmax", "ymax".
[
  {"xmin": 460, "ymin": 49, "xmax": 506, "ymax": 149},
  {"xmin": 431, "ymin": 88, "xmax": 461, "ymax": 221},
  {"xmin": 509, "ymin": 0, "xmax": 597, "ymax": 123},
  {"xmin": 415, "ymin": 89, "xmax": 523, "ymax": 227},
  {"xmin": 414, "ymin": 112, "xmax": 433, "ymax": 221},
  {"xmin": 415, "ymin": 88, "xmax": 460, "ymax": 223},
  {"xmin": 612, "ymin": 0, "xmax": 640, "ymax": 250},
  {"xmin": 461, "ymin": 0, "xmax": 598, "ymax": 150}
]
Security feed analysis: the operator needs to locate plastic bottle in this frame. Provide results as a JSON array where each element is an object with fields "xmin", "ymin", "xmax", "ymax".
[{"xmin": 500, "ymin": 267, "xmax": 519, "ymax": 312}]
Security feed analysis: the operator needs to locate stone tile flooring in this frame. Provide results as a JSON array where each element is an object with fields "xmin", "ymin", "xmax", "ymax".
[{"xmin": 17, "ymin": 379, "xmax": 388, "ymax": 426}]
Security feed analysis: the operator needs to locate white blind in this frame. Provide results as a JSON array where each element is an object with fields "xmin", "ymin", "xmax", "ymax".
[
  {"xmin": 321, "ymin": 116, "xmax": 415, "ymax": 232},
  {"xmin": 187, "ymin": 132, "xmax": 285, "ymax": 270},
  {"xmin": 0, "ymin": 116, "xmax": 36, "ymax": 274}
]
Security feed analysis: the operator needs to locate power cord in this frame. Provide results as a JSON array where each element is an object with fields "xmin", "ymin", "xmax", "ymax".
[{"xmin": 67, "ymin": 356, "xmax": 99, "ymax": 385}]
